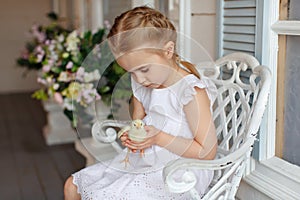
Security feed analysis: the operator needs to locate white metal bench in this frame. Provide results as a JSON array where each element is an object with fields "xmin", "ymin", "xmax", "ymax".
[{"xmin": 91, "ymin": 52, "xmax": 271, "ymax": 199}]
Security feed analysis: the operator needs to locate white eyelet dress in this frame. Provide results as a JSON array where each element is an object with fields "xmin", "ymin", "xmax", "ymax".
[{"xmin": 72, "ymin": 74, "xmax": 218, "ymax": 200}]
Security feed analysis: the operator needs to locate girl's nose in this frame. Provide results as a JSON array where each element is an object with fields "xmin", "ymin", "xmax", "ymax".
[{"xmin": 134, "ymin": 73, "xmax": 146, "ymax": 84}]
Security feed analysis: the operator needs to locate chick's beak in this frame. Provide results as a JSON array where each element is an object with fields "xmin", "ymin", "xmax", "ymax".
[{"xmin": 136, "ymin": 122, "xmax": 142, "ymax": 129}]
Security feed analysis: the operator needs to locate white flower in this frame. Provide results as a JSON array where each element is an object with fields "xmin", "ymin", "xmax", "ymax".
[
  {"xmin": 46, "ymin": 77, "xmax": 53, "ymax": 84},
  {"xmin": 58, "ymin": 72, "xmax": 70, "ymax": 82},
  {"xmin": 31, "ymin": 25, "xmax": 46, "ymax": 43},
  {"xmin": 93, "ymin": 69, "xmax": 100, "ymax": 80},
  {"xmin": 42, "ymin": 65, "xmax": 50, "ymax": 72},
  {"xmin": 84, "ymin": 72, "xmax": 94, "ymax": 82},
  {"xmin": 80, "ymin": 83, "xmax": 101, "ymax": 105},
  {"xmin": 63, "ymin": 98, "xmax": 75, "ymax": 111},
  {"xmin": 57, "ymin": 34, "xmax": 65, "ymax": 43},
  {"xmin": 50, "ymin": 52, "xmax": 58, "ymax": 62},
  {"xmin": 56, "ymin": 42, "xmax": 63, "ymax": 51},
  {"xmin": 66, "ymin": 61, "xmax": 73, "ymax": 69},
  {"xmin": 104, "ymin": 20, "xmax": 111, "ymax": 29},
  {"xmin": 53, "ymin": 83, "xmax": 60, "ymax": 90},
  {"xmin": 62, "ymin": 52, "xmax": 69, "ymax": 58},
  {"xmin": 37, "ymin": 77, "xmax": 47, "ymax": 85},
  {"xmin": 36, "ymin": 54, "xmax": 44, "ymax": 63},
  {"xmin": 35, "ymin": 45, "xmax": 45, "ymax": 63},
  {"xmin": 83, "ymin": 70, "xmax": 100, "ymax": 82},
  {"xmin": 76, "ymin": 67, "xmax": 85, "ymax": 81},
  {"xmin": 66, "ymin": 31, "xmax": 80, "ymax": 52}
]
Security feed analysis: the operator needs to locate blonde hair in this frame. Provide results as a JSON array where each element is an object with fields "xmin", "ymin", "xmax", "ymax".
[{"xmin": 107, "ymin": 6, "xmax": 200, "ymax": 79}]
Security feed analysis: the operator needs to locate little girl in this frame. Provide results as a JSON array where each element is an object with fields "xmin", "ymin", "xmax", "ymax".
[{"xmin": 64, "ymin": 6, "xmax": 218, "ymax": 200}]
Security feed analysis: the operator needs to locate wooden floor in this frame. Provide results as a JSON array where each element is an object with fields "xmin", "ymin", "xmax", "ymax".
[{"xmin": 0, "ymin": 93, "xmax": 85, "ymax": 200}]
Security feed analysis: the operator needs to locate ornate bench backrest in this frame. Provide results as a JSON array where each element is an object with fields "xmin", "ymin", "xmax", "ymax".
[
  {"xmin": 163, "ymin": 53, "xmax": 271, "ymax": 200},
  {"xmin": 198, "ymin": 52, "xmax": 270, "ymax": 158}
]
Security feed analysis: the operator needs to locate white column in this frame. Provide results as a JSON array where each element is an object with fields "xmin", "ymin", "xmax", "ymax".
[
  {"xmin": 259, "ymin": 0, "xmax": 279, "ymax": 161},
  {"xmin": 73, "ymin": 0, "xmax": 87, "ymax": 31},
  {"xmin": 131, "ymin": 0, "xmax": 155, "ymax": 8},
  {"xmin": 179, "ymin": 0, "xmax": 191, "ymax": 61},
  {"xmin": 52, "ymin": 0, "xmax": 60, "ymax": 14},
  {"xmin": 91, "ymin": 0, "xmax": 104, "ymax": 31}
]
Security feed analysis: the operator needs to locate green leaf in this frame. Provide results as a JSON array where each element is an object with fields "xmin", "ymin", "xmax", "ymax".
[
  {"xmin": 84, "ymin": 31, "xmax": 92, "ymax": 40},
  {"xmin": 31, "ymin": 89, "xmax": 48, "ymax": 100},
  {"xmin": 99, "ymin": 86, "xmax": 110, "ymax": 94},
  {"xmin": 63, "ymin": 109, "xmax": 77, "ymax": 127},
  {"xmin": 51, "ymin": 67, "xmax": 62, "ymax": 74},
  {"xmin": 92, "ymin": 29, "xmax": 105, "ymax": 45}
]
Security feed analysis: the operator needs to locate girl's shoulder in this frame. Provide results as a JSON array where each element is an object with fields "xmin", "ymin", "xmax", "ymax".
[
  {"xmin": 176, "ymin": 74, "xmax": 208, "ymax": 91},
  {"xmin": 179, "ymin": 74, "xmax": 218, "ymax": 107}
]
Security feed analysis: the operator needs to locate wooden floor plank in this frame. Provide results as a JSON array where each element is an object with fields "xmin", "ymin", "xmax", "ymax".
[
  {"xmin": 0, "ymin": 147, "xmax": 22, "ymax": 200},
  {"xmin": 7, "ymin": 96, "xmax": 47, "ymax": 199},
  {"xmin": 0, "ymin": 96, "xmax": 22, "ymax": 200},
  {"xmin": 65, "ymin": 147, "xmax": 86, "ymax": 171},
  {"xmin": 49, "ymin": 144, "xmax": 84, "ymax": 182},
  {"xmin": 34, "ymin": 151, "xmax": 65, "ymax": 200},
  {"xmin": 14, "ymin": 151, "xmax": 46, "ymax": 200},
  {"xmin": 0, "ymin": 93, "xmax": 85, "ymax": 200}
]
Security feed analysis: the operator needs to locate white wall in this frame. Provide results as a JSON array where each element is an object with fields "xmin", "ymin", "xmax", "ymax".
[
  {"xmin": 0, "ymin": 0, "xmax": 51, "ymax": 93},
  {"xmin": 190, "ymin": 0, "xmax": 216, "ymax": 61},
  {"xmin": 104, "ymin": 0, "xmax": 132, "ymax": 25}
]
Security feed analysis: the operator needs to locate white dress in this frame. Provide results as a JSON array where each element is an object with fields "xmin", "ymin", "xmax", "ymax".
[{"xmin": 72, "ymin": 74, "xmax": 218, "ymax": 200}]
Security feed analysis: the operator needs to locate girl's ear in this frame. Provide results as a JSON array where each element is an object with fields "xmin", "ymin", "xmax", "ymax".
[{"xmin": 164, "ymin": 41, "xmax": 175, "ymax": 59}]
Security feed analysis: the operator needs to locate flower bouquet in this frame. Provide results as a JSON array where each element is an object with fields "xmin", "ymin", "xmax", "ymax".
[
  {"xmin": 17, "ymin": 12, "xmax": 70, "ymax": 73},
  {"xmin": 17, "ymin": 13, "xmax": 131, "ymax": 128}
]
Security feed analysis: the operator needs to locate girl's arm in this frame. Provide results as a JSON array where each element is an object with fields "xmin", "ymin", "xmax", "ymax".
[
  {"xmin": 157, "ymin": 87, "xmax": 217, "ymax": 160},
  {"xmin": 126, "ymin": 88, "xmax": 217, "ymax": 160},
  {"xmin": 131, "ymin": 96, "xmax": 146, "ymax": 120}
]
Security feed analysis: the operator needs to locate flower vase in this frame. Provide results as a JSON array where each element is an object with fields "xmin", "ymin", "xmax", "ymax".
[{"xmin": 42, "ymin": 99, "xmax": 77, "ymax": 145}]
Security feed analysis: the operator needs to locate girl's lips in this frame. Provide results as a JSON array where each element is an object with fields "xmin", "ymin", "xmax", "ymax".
[
  {"xmin": 142, "ymin": 83, "xmax": 152, "ymax": 87},
  {"xmin": 144, "ymin": 83, "xmax": 163, "ymax": 89}
]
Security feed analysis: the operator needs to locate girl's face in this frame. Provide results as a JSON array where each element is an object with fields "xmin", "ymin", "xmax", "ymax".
[{"xmin": 117, "ymin": 50, "xmax": 175, "ymax": 89}]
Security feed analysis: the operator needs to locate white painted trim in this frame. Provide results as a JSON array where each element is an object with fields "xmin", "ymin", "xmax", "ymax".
[
  {"xmin": 216, "ymin": 0, "xmax": 224, "ymax": 57},
  {"xmin": 242, "ymin": 157, "xmax": 300, "ymax": 200},
  {"xmin": 255, "ymin": 0, "xmax": 264, "ymax": 61},
  {"xmin": 259, "ymin": 0, "xmax": 278, "ymax": 161},
  {"xmin": 271, "ymin": 20, "xmax": 300, "ymax": 35},
  {"xmin": 262, "ymin": 157, "xmax": 300, "ymax": 183},
  {"xmin": 179, "ymin": 0, "xmax": 191, "ymax": 61}
]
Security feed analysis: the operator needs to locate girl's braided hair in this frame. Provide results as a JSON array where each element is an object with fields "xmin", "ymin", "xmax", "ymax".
[{"xmin": 107, "ymin": 6, "xmax": 200, "ymax": 79}]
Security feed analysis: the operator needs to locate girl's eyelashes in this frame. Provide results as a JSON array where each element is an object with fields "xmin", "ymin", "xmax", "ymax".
[
  {"xmin": 140, "ymin": 67, "xmax": 149, "ymax": 73},
  {"xmin": 141, "ymin": 68, "xmax": 149, "ymax": 73}
]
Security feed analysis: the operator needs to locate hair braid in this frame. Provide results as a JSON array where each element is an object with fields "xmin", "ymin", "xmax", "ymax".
[{"xmin": 107, "ymin": 6, "xmax": 200, "ymax": 79}]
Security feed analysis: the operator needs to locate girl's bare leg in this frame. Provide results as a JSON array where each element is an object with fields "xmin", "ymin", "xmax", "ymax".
[{"xmin": 64, "ymin": 176, "xmax": 81, "ymax": 200}]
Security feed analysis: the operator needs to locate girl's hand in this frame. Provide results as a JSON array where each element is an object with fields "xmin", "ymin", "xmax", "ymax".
[
  {"xmin": 120, "ymin": 131, "xmax": 129, "ymax": 146},
  {"xmin": 124, "ymin": 125, "xmax": 161, "ymax": 150},
  {"xmin": 120, "ymin": 132, "xmax": 137, "ymax": 153}
]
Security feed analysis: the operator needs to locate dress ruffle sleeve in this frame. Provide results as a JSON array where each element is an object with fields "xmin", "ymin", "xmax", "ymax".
[
  {"xmin": 131, "ymin": 76, "xmax": 144, "ymax": 102},
  {"xmin": 181, "ymin": 76, "xmax": 218, "ymax": 110}
]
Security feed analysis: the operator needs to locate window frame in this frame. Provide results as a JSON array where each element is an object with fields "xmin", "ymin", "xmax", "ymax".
[{"xmin": 239, "ymin": 0, "xmax": 300, "ymax": 198}]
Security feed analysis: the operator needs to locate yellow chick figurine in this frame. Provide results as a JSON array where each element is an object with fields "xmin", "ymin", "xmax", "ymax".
[{"xmin": 117, "ymin": 119, "xmax": 147, "ymax": 167}]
